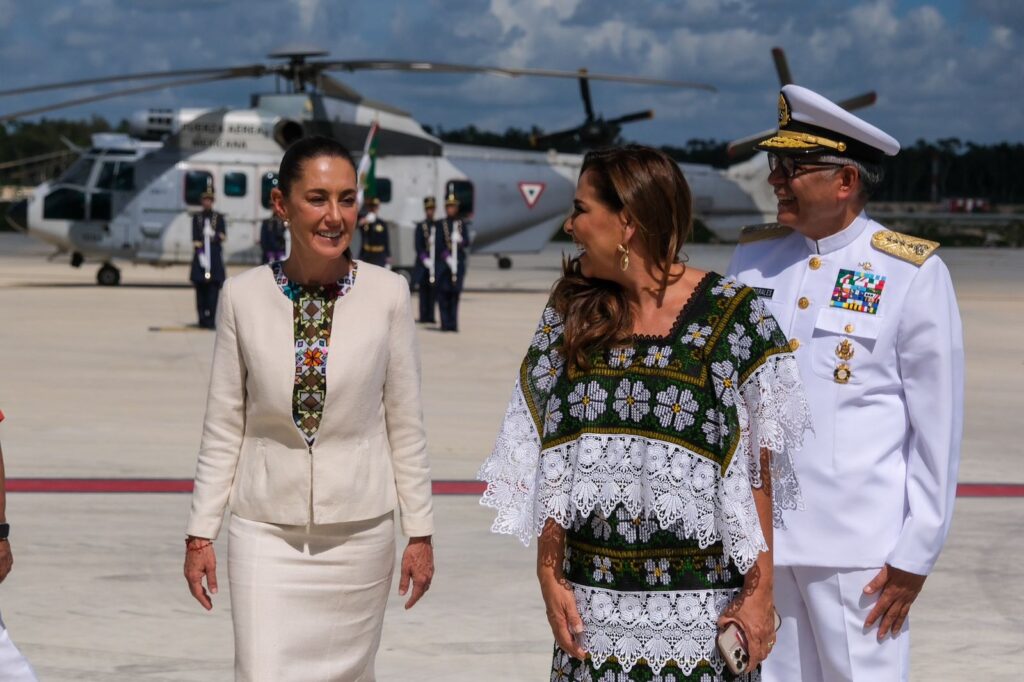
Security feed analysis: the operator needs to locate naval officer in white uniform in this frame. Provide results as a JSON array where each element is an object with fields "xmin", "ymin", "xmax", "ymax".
[{"xmin": 727, "ymin": 84, "xmax": 964, "ymax": 681}]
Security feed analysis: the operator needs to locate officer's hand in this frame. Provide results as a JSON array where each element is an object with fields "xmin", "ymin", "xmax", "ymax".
[
  {"xmin": 183, "ymin": 537, "xmax": 218, "ymax": 611},
  {"xmin": 0, "ymin": 541, "xmax": 13, "ymax": 582},
  {"xmin": 863, "ymin": 564, "xmax": 926, "ymax": 639}
]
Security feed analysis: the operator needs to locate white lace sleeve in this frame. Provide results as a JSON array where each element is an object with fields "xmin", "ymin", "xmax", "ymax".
[
  {"xmin": 736, "ymin": 352, "xmax": 812, "ymax": 528},
  {"xmin": 477, "ymin": 379, "xmax": 543, "ymax": 545}
]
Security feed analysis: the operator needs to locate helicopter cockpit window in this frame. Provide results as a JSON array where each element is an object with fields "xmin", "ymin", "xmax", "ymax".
[
  {"xmin": 184, "ymin": 170, "xmax": 214, "ymax": 206},
  {"xmin": 261, "ymin": 172, "xmax": 279, "ymax": 209},
  {"xmin": 375, "ymin": 178, "xmax": 392, "ymax": 203},
  {"xmin": 90, "ymin": 193, "xmax": 112, "ymax": 221},
  {"xmin": 43, "ymin": 187, "xmax": 86, "ymax": 220},
  {"xmin": 224, "ymin": 172, "xmax": 247, "ymax": 198},
  {"xmin": 113, "ymin": 164, "xmax": 134, "ymax": 191},
  {"xmin": 58, "ymin": 158, "xmax": 95, "ymax": 187},
  {"xmin": 95, "ymin": 161, "xmax": 135, "ymax": 192},
  {"xmin": 446, "ymin": 180, "xmax": 474, "ymax": 216}
]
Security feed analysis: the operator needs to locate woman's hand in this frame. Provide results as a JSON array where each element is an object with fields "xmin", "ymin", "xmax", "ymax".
[
  {"xmin": 399, "ymin": 536, "xmax": 434, "ymax": 609},
  {"xmin": 183, "ymin": 536, "xmax": 218, "ymax": 610},
  {"xmin": 537, "ymin": 519, "xmax": 586, "ymax": 660},
  {"xmin": 718, "ymin": 565, "xmax": 776, "ymax": 671},
  {"xmin": 539, "ymin": 573, "xmax": 587, "ymax": 660}
]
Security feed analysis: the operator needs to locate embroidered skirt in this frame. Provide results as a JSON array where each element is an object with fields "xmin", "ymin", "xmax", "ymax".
[
  {"xmin": 551, "ymin": 505, "xmax": 758, "ymax": 682},
  {"xmin": 228, "ymin": 513, "xmax": 395, "ymax": 681}
]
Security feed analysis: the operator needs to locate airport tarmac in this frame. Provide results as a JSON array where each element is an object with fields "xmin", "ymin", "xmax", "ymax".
[{"xmin": 0, "ymin": 232, "xmax": 1021, "ymax": 680}]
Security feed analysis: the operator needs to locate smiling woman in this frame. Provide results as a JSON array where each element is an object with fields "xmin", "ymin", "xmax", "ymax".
[
  {"xmin": 183, "ymin": 136, "xmax": 436, "ymax": 681},
  {"xmin": 479, "ymin": 145, "xmax": 812, "ymax": 681}
]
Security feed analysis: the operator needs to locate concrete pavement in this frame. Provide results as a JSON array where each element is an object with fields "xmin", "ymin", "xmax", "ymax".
[{"xmin": 0, "ymin": 233, "xmax": 1020, "ymax": 679}]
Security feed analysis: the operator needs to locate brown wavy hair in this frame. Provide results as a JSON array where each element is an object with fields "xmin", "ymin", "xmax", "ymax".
[{"xmin": 551, "ymin": 145, "xmax": 693, "ymax": 371}]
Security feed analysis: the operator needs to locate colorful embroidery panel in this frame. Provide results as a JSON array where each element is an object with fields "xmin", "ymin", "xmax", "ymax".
[
  {"xmin": 523, "ymin": 275, "xmax": 791, "ymax": 475},
  {"xmin": 271, "ymin": 261, "xmax": 357, "ymax": 445},
  {"xmin": 830, "ymin": 268, "xmax": 886, "ymax": 314}
]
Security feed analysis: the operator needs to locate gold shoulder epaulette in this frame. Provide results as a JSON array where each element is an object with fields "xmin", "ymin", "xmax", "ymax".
[
  {"xmin": 871, "ymin": 230, "xmax": 939, "ymax": 266},
  {"xmin": 738, "ymin": 223, "xmax": 792, "ymax": 244}
]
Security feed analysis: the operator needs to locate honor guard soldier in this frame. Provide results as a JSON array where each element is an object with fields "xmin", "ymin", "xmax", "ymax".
[
  {"xmin": 434, "ymin": 193, "xmax": 470, "ymax": 332},
  {"xmin": 413, "ymin": 196, "xmax": 438, "ymax": 323},
  {"xmin": 259, "ymin": 214, "xmax": 288, "ymax": 264},
  {"xmin": 190, "ymin": 188, "xmax": 227, "ymax": 329},
  {"xmin": 727, "ymin": 84, "xmax": 964, "ymax": 681},
  {"xmin": 358, "ymin": 197, "xmax": 390, "ymax": 267}
]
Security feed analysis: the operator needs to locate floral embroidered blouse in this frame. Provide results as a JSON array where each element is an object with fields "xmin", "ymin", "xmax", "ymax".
[
  {"xmin": 479, "ymin": 273, "xmax": 812, "ymax": 676},
  {"xmin": 271, "ymin": 260, "xmax": 358, "ymax": 446}
]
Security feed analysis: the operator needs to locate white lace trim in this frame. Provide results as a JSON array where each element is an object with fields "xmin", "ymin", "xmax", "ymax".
[
  {"xmin": 478, "ymin": 355, "xmax": 811, "ymax": 573},
  {"xmin": 737, "ymin": 353, "xmax": 811, "ymax": 527},
  {"xmin": 575, "ymin": 584, "xmax": 734, "ymax": 675}
]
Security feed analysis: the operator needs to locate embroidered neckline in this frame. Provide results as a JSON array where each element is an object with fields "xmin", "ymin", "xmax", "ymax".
[
  {"xmin": 271, "ymin": 260, "xmax": 358, "ymax": 302},
  {"xmin": 632, "ymin": 271, "xmax": 717, "ymax": 343}
]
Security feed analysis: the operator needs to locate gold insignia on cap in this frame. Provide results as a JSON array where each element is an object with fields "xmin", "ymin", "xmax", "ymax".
[
  {"xmin": 834, "ymin": 363, "xmax": 852, "ymax": 384},
  {"xmin": 871, "ymin": 230, "xmax": 939, "ymax": 266},
  {"xmin": 778, "ymin": 93, "xmax": 791, "ymax": 127}
]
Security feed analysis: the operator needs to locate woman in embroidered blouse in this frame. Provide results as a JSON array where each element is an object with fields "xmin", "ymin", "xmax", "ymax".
[
  {"xmin": 479, "ymin": 145, "xmax": 811, "ymax": 681},
  {"xmin": 183, "ymin": 136, "xmax": 434, "ymax": 681}
]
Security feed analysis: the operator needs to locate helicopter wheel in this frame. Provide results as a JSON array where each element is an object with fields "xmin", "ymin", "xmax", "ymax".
[
  {"xmin": 497, "ymin": 255, "xmax": 513, "ymax": 270},
  {"xmin": 97, "ymin": 263, "xmax": 121, "ymax": 286}
]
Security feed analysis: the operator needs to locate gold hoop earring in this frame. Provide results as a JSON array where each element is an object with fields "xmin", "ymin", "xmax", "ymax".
[{"xmin": 617, "ymin": 243, "xmax": 630, "ymax": 271}]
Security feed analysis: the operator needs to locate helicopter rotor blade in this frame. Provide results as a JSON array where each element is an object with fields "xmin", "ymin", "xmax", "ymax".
[
  {"xmin": 530, "ymin": 125, "xmax": 585, "ymax": 148},
  {"xmin": 579, "ymin": 73, "xmax": 595, "ymax": 121},
  {"xmin": 605, "ymin": 110, "xmax": 654, "ymax": 126},
  {"xmin": 771, "ymin": 47, "xmax": 793, "ymax": 86},
  {"xmin": 322, "ymin": 60, "xmax": 717, "ymax": 91},
  {"xmin": 726, "ymin": 127, "xmax": 777, "ymax": 159},
  {"xmin": 0, "ymin": 69, "xmax": 263, "ymax": 122},
  {"xmin": 836, "ymin": 91, "xmax": 877, "ymax": 111},
  {"xmin": 0, "ymin": 65, "xmax": 267, "ymax": 99}
]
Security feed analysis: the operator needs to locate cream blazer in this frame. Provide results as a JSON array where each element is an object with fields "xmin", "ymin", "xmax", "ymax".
[{"xmin": 186, "ymin": 261, "xmax": 434, "ymax": 540}]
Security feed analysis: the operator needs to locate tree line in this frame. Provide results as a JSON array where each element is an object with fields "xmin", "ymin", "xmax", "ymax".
[{"xmin": 3, "ymin": 118, "xmax": 1022, "ymax": 204}]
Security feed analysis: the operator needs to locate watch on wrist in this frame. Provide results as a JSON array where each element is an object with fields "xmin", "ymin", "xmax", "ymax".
[{"xmin": 0, "ymin": 523, "xmax": 10, "ymax": 540}]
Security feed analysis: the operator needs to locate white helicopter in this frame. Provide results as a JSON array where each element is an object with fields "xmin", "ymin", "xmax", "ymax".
[{"xmin": 0, "ymin": 47, "xmax": 876, "ymax": 285}]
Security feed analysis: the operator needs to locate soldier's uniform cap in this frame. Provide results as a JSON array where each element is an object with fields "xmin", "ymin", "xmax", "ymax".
[
  {"xmin": 444, "ymin": 193, "xmax": 459, "ymax": 206},
  {"xmin": 756, "ymin": 84, "xmax": 900, "ymax": 164},
  {"xmin": 200, "ymin": 190, "xmax": 215, "ymax": 200},
  {"xmin": 423, "ymin": 196, "xmax": 436, "ymax": 208},
  {"xmin": 367, "ymin": 196, "xmax": 381, "ymax": 206}
]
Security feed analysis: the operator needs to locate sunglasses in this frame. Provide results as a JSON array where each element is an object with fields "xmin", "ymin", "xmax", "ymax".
[{"xmin": 767, "ymin": 153, "xmax": 845, "ymax": 179}]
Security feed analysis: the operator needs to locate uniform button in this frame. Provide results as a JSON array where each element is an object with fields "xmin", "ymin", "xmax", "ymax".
[
  {"xmin": 798, "ymin": 297, "xmax": 810, "ymax": 309},
  {"xmin": 845, "ymin": 323, "xmax": 855, "ymax": 333},
  {"xmin": 790, "ymin": 338, "xmax": 801, "ymax": 350},
  {"xmin": 809, "ymin": 256, "xmax": 822, "ymax": 270}
]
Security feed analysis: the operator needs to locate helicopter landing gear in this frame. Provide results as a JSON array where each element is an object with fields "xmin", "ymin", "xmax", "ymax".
[
  {"xmin": 496, "ymin": 255, "xmax": 513, "ymax": 270},
  {"xmin": 97, "ymin": 263, "xmax": 121, "ymax": 286}
]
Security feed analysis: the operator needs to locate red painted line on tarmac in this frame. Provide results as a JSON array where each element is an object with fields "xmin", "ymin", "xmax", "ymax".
[
  {"xmin": 956, "ymin": 483, "xmax": 1024, "ymax": 497},
  {"xmin": 4, "ymin": 479, "xmax": 1021, "ymax": 497},
  {"xmin": 5, "ymin": 478, "xmax": 489, "ymax": 495}
]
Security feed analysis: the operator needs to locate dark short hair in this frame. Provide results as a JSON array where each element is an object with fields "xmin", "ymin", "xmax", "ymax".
[{"xmin": 277, "ymin": 136, "xmax": 356, "ymax": 196}]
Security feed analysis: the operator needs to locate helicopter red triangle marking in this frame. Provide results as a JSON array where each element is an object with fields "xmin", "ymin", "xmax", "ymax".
[{"xmin": 518, "ymin": 182, "xmax": 546, "ymax": 209}]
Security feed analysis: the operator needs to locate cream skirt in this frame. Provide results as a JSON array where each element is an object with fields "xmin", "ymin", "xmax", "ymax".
[{"xmin": 228, "ymin": 512, "xmax": 395, "ymax": 682}]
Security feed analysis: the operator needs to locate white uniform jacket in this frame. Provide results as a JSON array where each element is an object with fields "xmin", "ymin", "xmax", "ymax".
[
  {"xmin": 186, "ymin": 262, "xmax": 434, "ymax": 540},
  {"xmin": 727, "ymin": 212, "xmax": 963, "ymax": 574}
]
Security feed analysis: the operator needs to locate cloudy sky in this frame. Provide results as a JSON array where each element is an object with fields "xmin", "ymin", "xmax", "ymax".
[{"xmin": 1, "ymin": 0, "xmax": 1020, "ymax": 147}]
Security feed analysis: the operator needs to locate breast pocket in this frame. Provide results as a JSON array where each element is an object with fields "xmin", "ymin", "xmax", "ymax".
[{"xmin": 809, "ymin": 307, "xmax": 883, "ymax": 385}]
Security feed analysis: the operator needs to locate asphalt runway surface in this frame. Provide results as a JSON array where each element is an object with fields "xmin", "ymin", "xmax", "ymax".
[{"xmin": 0, "ymin": 232, "xmax": 1021, "ymax": 679}]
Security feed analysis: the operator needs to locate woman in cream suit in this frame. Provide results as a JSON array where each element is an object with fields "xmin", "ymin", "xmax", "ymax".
[{"xmin": 183, "ymin": 136, "xmax": 434, "ymax": 681}]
